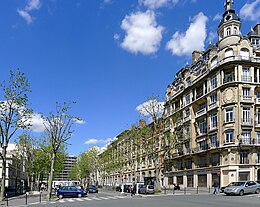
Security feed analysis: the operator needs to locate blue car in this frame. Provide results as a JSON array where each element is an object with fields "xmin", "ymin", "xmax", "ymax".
[{"xmin": 57, "ymin": 186, "xmax": 86, "ymax": 199}]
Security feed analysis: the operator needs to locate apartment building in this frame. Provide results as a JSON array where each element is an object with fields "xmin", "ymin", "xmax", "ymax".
[
  {"xmin": 164, "ymin": 0, "xmax": 260, "ymax": 188},
  {"xmin": 54, "ymin": 155, "xmax": 77, "ymax": 181},
  {"xmin": 99, "ymin": 0, "xmax": 260, "ymax": 189}
]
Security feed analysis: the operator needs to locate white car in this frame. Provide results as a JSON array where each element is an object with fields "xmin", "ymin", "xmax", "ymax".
[{"xmin": 224, "ymin": 181, "xmax": 260, "ymax": 196}]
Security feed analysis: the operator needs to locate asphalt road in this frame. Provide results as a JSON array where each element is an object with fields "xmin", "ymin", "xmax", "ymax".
[{"xmin": 23, "ymin": 192, "xmax": 260, "ymax": 207}]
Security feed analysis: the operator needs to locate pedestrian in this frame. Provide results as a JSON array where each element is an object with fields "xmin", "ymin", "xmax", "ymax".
[{"xmin": 212, "ymin": 180, "xmax": 219, "ymax": 194}]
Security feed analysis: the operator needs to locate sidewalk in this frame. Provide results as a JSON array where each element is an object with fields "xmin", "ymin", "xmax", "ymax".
[{"xmin": 0, "ymin": 191, "xmax": 57, "ymax": 207}]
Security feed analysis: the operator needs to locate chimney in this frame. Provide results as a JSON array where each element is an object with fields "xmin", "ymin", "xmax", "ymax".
[
  {"xmin": 139, "ymin": 120, "xmax": 146, "ymax": 128},
  {"xmin": 192, "ymin": 50, "xmax": 202, "ymax": 65}
]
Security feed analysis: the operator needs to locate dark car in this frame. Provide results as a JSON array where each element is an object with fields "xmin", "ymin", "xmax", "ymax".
[
  {"xmin": 87, "ymin": 185, "xmax": 98, "ymax": 193},
  {"xmin": 57, "ymin": 186, "xmax": 86, "ymax": 199}
]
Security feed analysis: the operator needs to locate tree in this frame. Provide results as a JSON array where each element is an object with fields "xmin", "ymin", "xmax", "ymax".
[
  {"xmin": 0, "ymin": 69, "xmax": 32, "ymax": 200},
  {"xmin": 14, "ymin": 132, "xmax": 36, "ymax": 190},
  {"xmin": 42, "ymin": 102, "xmax": 80, "ymax": 200},
  {"xmin": 136, "ymin": 96, "xmax": 165, "ymax": 190}
]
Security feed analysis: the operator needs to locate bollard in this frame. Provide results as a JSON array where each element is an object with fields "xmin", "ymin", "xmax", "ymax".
[
  {"xmin": 164, "ymin": 187, "xmax": 166, "ymax": 195},
  {"xmin": 39, "ymin": 191, "xmax": 42, "ymax": 203},
  {"xmin": 184, "ymin": 187, "xmax": 186, "ymax": 195},
  {"xmin": 196, "ymin": 186, "xmax": 199, "ymax": 194},
  {"xmin": 25, "ymin": 193, "xmax": 28, "ymax": 205},
  {"xmin": 6, "ymin": 193, "xmax": 8, "ymax": 206},
  {"xmin": 173, "ymin": 188, "xmax": 175, "ymax": 195},
  {"xmin": 208, "ymin": 186, "xmax": 211, "ymax": 193}
]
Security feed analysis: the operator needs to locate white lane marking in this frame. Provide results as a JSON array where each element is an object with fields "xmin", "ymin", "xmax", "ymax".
[
  {"xmin": 59, "ymin": 199, "xmax": 66, "ymax": 203},
  {"xmin": 106, "ymin": 196, "xmax": 118, "ymax": 199},
  {"xmin": 91, "ymin": 197, "xmax": 102, "ymax": 200},
  {"xmin": 75, "ymin": 198, "xmax": 84, "ymax": 201},
  {"xmin": 99, "ymin": 197, "xmax": 110, "ymax": 200},
  {"xmin": 83, "ymin": 197, "xmax": 93, "ymax": 201},
  {"xmin": 67, "ymin": 199, "xmax": 74, "ymax": 202},
  {"xmin": 115, "ymin": 196, "xmax": 126, "ymax": 199}
]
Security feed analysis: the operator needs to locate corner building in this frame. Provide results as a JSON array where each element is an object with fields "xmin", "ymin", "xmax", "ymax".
[{"xmin": 164, "ymin": 0, "xmax": 260, "ymax": 188}]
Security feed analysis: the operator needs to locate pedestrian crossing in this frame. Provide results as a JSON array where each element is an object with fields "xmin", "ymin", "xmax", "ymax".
[{"xmin": 36, "ymin": 195, "xmax": 128, "ymax": 205}]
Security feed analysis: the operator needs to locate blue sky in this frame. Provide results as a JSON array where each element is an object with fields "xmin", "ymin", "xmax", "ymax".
[{"xmin": 0, "ymin": 0, "xmax": 259, "ymax": 155}]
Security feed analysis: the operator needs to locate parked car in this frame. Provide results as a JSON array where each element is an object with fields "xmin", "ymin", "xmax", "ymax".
[
  {"xmin": 76, "ymin": 185, "xmax": 87, "ymax": 195},
  {"xmin": 224, "ymin": 181, "xmax": 260, "ymax": 196},
  {"xmin": 220, "ymin": 182, "xmax": 235, "ymax": 193},
  {"xmin": 56, "ymin": 186, "xmax": 86, "ymax": 199},
  {"xmin": 139, "ymin": 185, "xmax": 155, "ymax": 194},
  {"xmin": 87, "ymin": 185, "xmax": 98, "ymax": 193}
]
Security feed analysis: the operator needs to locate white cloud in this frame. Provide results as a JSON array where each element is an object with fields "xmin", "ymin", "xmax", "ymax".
[
  {"xmin": 17, "ymin": 0, "xmax": 42, "ymax": 24},
  {"xmin": 166, "ymin": 12, "xmax": 208, "ymax": 56},
  {"xmin": 28, "ymin": 113, "xmax": 46, "ymax": 133},
  {"xmin": 84, "ymin": 137, "xmax": 116, "ymax": 145},
  {"xmin": 120, "ymin": 10, "xmax": 164, "ymax": 55},
  {"xmin": 213, "ymin": 13, "xmax": 222, "ymax": 21},
  {"xmin": 240, "ymin": 0, "xmax": 260, "ymax": 21},
  {"xmin": 138, "ymin": 0, "xmax": 178, "ymax": 9},
  {"xmin": 207, "ymin": 31, "xmax": 217, "ymax": 43},
  {"xmin": 136, "ymin": 99, "xmax": 164, "ymax": 118},
  {"xmin": 103, "ymin": 0, "xmax": 112, "ymax": 4},
  {"xmin": 113, "ymin": 33, "xmax": 120, "ymax": 40}
]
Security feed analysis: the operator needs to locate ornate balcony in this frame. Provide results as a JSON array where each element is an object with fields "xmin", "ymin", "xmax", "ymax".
[
  {"xmin": 196, "ymin": 108, "xmax": 206, "ymax": 118},
  {"xmin": 208, "ymin": 102, "xmax": 218, "ymax": 110},
  {"xmin": 240, "ymin": 96, "xmax": 254, "ymax": 103},
  {"xmin": 241, "ymin": 75, "xmax": 252, "ymax": 82},
  {"xmin": 241, "ymin": 118, "xmax": 253, "ymax": 126},
  {"xmin": 223, "ymin": 73, "xmax": 235, "ymax": 83}
]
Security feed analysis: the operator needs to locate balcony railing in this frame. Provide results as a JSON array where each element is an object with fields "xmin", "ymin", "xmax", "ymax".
[
  {"xmin": 223, "ymin": 73, "xmax": 235, "ymax": 83},
  {"xmin": 240, "ymin": 158, "xmax": 250, "ymax": 164},
  {"xmin": 209, "ymin": 142, "xmax": 219, "ymax": 149},
  {"xmin": 175, "ymin": 118, "xmax": 183, "ymax": 127},
  {"xmin": 208, "ymin": 102, "xmax": 218, "ymax": 110},
  {"xmin": 255, "ymin": 138, "xmax": 260, "ymax": 145},
  {"xmin": 255, "ymin": 120, "xmax": 260, "ymax": 127},
  {"xmin": 241, "ymin": 75, "xmax": 252, "ymax": 82},
  {"xmin": 240, "ymin": 138, "xmax": 252, "ymax": 145},
  {"xmin": 241, "ymin": 96, "xmax": 253, "ymax": 102},
  {"xmin": 196, "ymin": 108, "xmax": 206, "ymax": 117},
  {"xmin": 241, "ymin": 118, "xmax": 253, "ymax": 126},
  {"xmin": 196, "ymin": 92, "xmax": 203, "ymax": 99}
]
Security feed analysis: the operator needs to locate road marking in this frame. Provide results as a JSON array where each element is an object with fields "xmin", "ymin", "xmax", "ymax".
[
  {"xmin": 50, "ymin": 201, "xmax": 56, "ymax": 204},
  {"xmin": 115, "ymin": 196, "xmax": 126, "ymax": 199},
  {"xmin": 59, "ymin": 199, "xmax": 66, "ymax": 203},
  {"xmin": 106, "ymin": 196, "xmax": 118, "ymax": 199},
  {"xmin": 83, "ymin": 197, "xmax": 93, "ymax": 201},
  {"xmin": 75, "ymin": 198, "xmax": 84, "ymax": 201},
  {"xmin": 99, "ymin": 196, "xmax": 110, "ymax": 200},
  {"xmin": 67, "ymin": 199, "xmax": 74, "ymax": 202},
  {"xmin": 91, "ymin": 197, "xmax": 102, "ymax": 200}
]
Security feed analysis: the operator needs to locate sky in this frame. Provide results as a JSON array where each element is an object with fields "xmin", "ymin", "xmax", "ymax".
[{"xmin": 0, "ymin": 0, "xmax": 259, "ymax": 156}]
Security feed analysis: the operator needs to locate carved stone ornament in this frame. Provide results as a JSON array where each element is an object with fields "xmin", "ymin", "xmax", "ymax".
[{"xmin": 223, "ymin": 88, "xmax": 235, "ymax": 104}]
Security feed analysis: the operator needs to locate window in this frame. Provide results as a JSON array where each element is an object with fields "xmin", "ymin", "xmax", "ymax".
[
  {"xmin": 210, "ymin": 94, "xmax": 217, "ymax": 104},
  {"xmin": 257, "ymin": 109, "xmax": 260, "ymax": 125},
  {"xmin": 186, "ymin": 159, "xmax": 192, "ymax": 169},
  {"xmin": 225, "ymin": 108, "xmax": 234, "ymax": 123},
  {"xmin": 242, "ymin": 88, "xmax": 250, "ymax": 97},
  {"xmin": 199, "ymin": 120, "xmax": 207, "ymax": 134},
  {"xmin": 185, "ymin": 108, "xmax": 190, "ymax": 118},
  {"xmin": 210, "ymin": 134, "xmax": 218, "ymax": 148},
  {"xmin": 225, "ymin": 130, "xmax": 234, "ymax": 143},
  {"xmin": 243, "ymin": 67, "xmax": 250, "ymax": 76},
  {"xmin": 241, "ymin": 49, "xmax": 249, "ymax": 58},
  {"xmin": 211, "ymin": 57, "xmax": 218, "ymax": 67},
  {"xmin": 256, "ymin": 92, "xmax": 260, "ymax": 98},
  {"xmin": 225, "ymin": 49, "xmax": 233, "ymax": 58},
  {"xmin": 210, "ymin": 113, "xmax": 217, "ymax": 130},
  {"xmin": 185, "ymin": 93, "xmax": 190, "ymax": 105},
  {"xmin": 199, "ymin": 140, "xmax": 207, "ymax": 150},
  {"xmin": 210, "ymin": 76, "xmax": 217, "ymax": 90},
  {"xmin": 242, "ymin": 107, "xmax": 251, "ymax": 123},
  {"xmin": 257, "ymin": 152, "xmax": 260, "ymax": 163},
  {"xmin": 234, "ymin": 27, "xmax": 238, "ymax": 35},
  {"xmin": 242, "ymin": 67, "xmax": 251, "ymax": 82},
  {"xmin": 241, "ymin": 131, "xmax": 251, "ymax": 144},
  {"xmin": 226, "ymin": 27, "xmax": 231, "ymax": 36},
  {"xmin": 185, "ymin": 125, "xmax": 191, "ymax": 137},
  {"xmin": 257, "ymin": 133, "xmax": 260, "ymax": 145},
  {"xmin": 240, "ymin": 151, "xmax": 249, "ymax": 164}
]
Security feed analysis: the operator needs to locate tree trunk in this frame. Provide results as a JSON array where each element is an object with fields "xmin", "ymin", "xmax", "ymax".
[
  {"xmin": 47, "ymin": 153, "xmax": 56, "ymax": 201},
  {"xmin": 0, "ymin": 147, "xmax": 7, "ymax": 201}
]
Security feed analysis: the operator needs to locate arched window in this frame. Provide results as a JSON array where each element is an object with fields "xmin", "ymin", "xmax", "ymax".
[
  {"xmin": 225, "ymin": 49, "xmax": 233, "ymax": 58},
  {"xmin": 234, "ymin": 27, "xmax": 237, "ymax": 35},
  {"xmin": 240, "ymin": 48, "xmax": 249, "ymax": 59},
  {"xmin": 211, "ymin": 56, "xmax": 218, "ymax": 67},
  {"xmin": 226, "ymin": 27, "xmax": 231, "ymax": 36}
]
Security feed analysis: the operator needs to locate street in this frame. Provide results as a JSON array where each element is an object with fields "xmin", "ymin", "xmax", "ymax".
[{"xmin": 6, "ymin": 191, "xmax": 260, "ymax": 207}]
